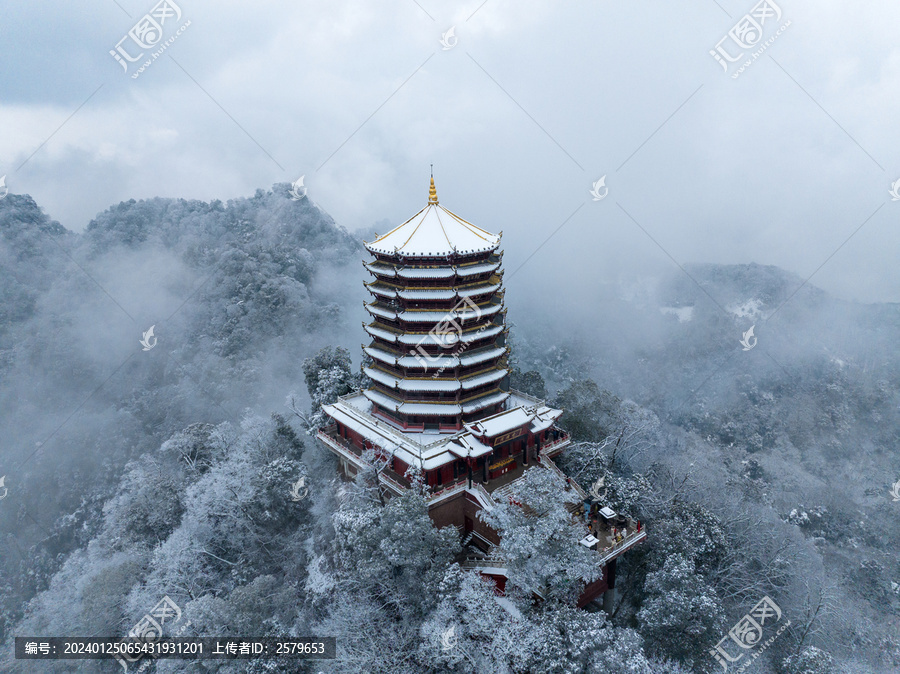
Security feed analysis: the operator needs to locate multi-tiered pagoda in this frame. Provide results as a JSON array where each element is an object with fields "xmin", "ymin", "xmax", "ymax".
[
  {"xmin": 317, "ymin": 177, "xmax": 646, "ymax": 608},
  {"xmin": 361, "ymin": 176, "xmax": 508, "ymax": 431}
]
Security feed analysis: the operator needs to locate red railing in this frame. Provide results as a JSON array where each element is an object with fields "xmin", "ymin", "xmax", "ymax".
[{"xmin": 540, "ymin": 432, "xmax": 571, "ymax": 454}]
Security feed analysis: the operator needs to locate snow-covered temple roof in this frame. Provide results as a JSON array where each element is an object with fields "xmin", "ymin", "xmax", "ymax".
[
  {"xmin": 364, "ymin": 178, "xmax": 501, "ymax": 257},
  {"xmin": 321, "ymin": 389, "xmax": 565, "ymax": 471}
]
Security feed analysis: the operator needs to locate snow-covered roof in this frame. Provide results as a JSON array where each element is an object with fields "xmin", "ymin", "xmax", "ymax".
[
  {"xmin": 364, "ymin": 344, "xmax": 505, "ymax": 369},
  {"xmin": 530, "ymin": 417, "xmax": 555, "ymax": 433},
  {"xmin": 364, "ymin": 345, "xmax": 458, "ymax": 369},
  {"xmin": 460, "ymin": 368, "xmax": 507, "ymax": 390},
  {"xmin": 364, "ymin": 304, "xmax": 397, "ymax": 320},
  {"xmin": 364, "ymin": 302, "xmax": 502, "ymax": 324},
  {"xmin": 466, "ymin": 407, "xmax": 534, "ymax": 438},
  {"xmin": 448, "ymin": 434, "xmax": 494, "ymax": 459},
  {"xmin": 410, "ymin": 303, "xmax": 501, "ymax": 323},
  {"xmin": 363, "ymin": 389, "xmax": 463, "ymax": 416},
  {"xmin": 459, "ymin": 346, "xmax": 507, "ymax": 366},
  {"xmin": 397, "ymin": 324, "xmax": 504, "ymax": 347},
  {"xmin": 365, "ymin": 367, "xmax": 462, "ymax": 392},
  {"xmin": 456, "ymin": 261, "xmax": 500, "ymax": 277},
  {"xmin": 364, "ymin": 324, "xmax": 400, "ymax": 342},
  {"xmin": 364, "ymin": 180, "xmax": 501, "ymax": 257},
  {"xmin": 457, "ymin": 282, "xmax": 501, "ymax": 298},
  {"xmin": 320, "ymin": 390, "xmax": 564, "ymax": 473},
  {"xmin": 363, "ymin": 262, "xmax": 397, "ymax": 277},
  {"xmin": 366, "ymin": 283, "xmax": 397, "ymax": 299},
  {"xmin": 365, "ymin": 282, "xmax": 501, "ymax": 302},
  {"xmin": 530, "ymin": 406, "xmax": 563, "ymax": 433},
  {"xmin": 366, "ymin": 360, "xmax": 506, "ymax": 392},
  {"xmin": 462, "ymin": 391, "xmax": 509, "ymax": 414}
]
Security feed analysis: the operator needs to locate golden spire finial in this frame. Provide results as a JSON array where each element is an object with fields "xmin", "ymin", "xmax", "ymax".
[{"xmin": 428, "ymin": 167, "xmax": 438, "ymax": 204}]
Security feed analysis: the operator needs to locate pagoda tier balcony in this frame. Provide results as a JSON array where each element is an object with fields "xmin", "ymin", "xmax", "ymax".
[
  {"xmin": 368, "ymin": 249, "xmax": 502, "ymax": 267},
  {"xmin": 364, "ymin": 300, "xmax": 504, "ymax": 325},
  {"xmin": 364, "ymin": 278, "xmax": 502, "ymax": 302},
  {"xmin": 381, "ymin": 271, "xmax": 502, "ymax": 289},
  {"xmin": 364, "ymin": 364, "xmax": 508, "ymax": 393},
  {"xmin": 365, "ymin": 388, "xmax": 509, "ymax": 417},
  {"xmin": 369, "ymin": 298, "xmax": 501, "ymax": 316},
  {"xmin": 318, "ymin": 415, "xmax": 572, "ymax": 505},
  {"xmin": 363, "ymin": 352, "xmax": 509, "ymax": 381},
  {"xmin": 363, "ymin": 261, "xmax": 503, "ymax": 285},
  {"xmin": 366, "ymin": 339, "xmax": 508, "ymax": 370},
  {"xmin": 364, "ymin": 344, "xmax": 508, "ymax": 372},
  {"xmin": 368, "ymin": 374, "xmax": 509, "ymax": 405},
  {"xmin": 373, "ymin": 288, "xmax": 505, "ymax": 312},
  {"xmin": 376, "ymin": 272, "xmax": 502, "ymax": 291},
  {"xmin": 368, "ymin": 313, "xmax": 505, "ymax": 344},
  {"xmin": 363, "ymin": 322, "xmax": 506, "ymax": 347},
  {"xmin": 316, "ymin": 424, "xmax": 410, "ymax": 496}
]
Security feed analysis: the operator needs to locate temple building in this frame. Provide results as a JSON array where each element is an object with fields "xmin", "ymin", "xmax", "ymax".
[{"xmin": 317, "ymin": 177, "xmax": 645, "ymax": 608}]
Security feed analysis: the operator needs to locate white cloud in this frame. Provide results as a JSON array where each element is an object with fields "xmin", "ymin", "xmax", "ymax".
[{"xmin": 2, "ymin": 0, "xmax": 899, "ymax": 300}]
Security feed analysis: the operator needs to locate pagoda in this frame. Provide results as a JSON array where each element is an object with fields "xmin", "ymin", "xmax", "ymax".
[
  {"xmin": 361, "ymin": 175, "xmax": 508, "ymax": 431},
  {"xmin": 317, "ymin": 177, "xmax": 646, "ymax": 608}
]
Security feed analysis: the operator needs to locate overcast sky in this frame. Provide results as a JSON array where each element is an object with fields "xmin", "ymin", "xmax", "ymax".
[{"xmin": 2, "ymin": 0, "xmax": 898, "ymax": 302}]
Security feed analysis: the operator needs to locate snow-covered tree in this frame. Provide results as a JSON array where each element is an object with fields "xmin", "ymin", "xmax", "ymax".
[
  {"xmin": 781, "ymin": 646, "xmax": 836, "ymax": 674},
  {"xmin": 636, "ymin": 553, "xmax": 726, "ymax": 665},
  {"xmin": 478, "ymin": 467, "xmax": 602, "ymax": 603},
  {"xmin": 553, "ymin": 380, "xmax": 623, "ymax": 443},
  {"xmin": 293, "ymin": 345, "xmax": 363, "ymax": 431}
]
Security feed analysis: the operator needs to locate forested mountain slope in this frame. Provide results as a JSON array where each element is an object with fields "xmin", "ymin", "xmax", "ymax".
[{"xmin": 1, "ymin": 188, "xmax": 897, "ymax": 673}]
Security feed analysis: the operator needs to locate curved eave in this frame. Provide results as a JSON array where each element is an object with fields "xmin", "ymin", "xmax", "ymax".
[
  {"xmin": 456, "ymin": 261, "xmax": 501, "ymax": 277},
  {"xmin": 365, "ymin": 367, "xmax": 462, "ymax": 392},
  {"xmin": 395, "ymin": 324, "xmax": 504, "ymax": 346},
  {"xmin": 368, "ymin": 282, "xmax": 502, "ymax": 302},
  {"xmin": 364, "ymin": 345, "xmax": 507, "ymax": 369},
  {"xmin": 365, "ymin": 302, "xmax": 504, "ymax": 323},
  {"xmin": 364, "ymin": 323, "xmax": 401, "ymax": 343},
  {"xmin": 363, "ymin": 261, "xmax": 398, "ymax": 278},
  {"xmin": 460, "ymin": 368, "xmax": 508, "ymax": 390},
  {"xmin": 462, "ymin": 391, "xmax": 510, "ymax": 414},
  {"xmin": 364, "ymin": 389, "xmax": 463, "ymax": 416},
  {"xmin": 365, "ymin": 261, "xmax": 501, "ymax": 280},
  {"xmin": 364, "ymin": 365, "xmax": 507, "ymax": 392}
]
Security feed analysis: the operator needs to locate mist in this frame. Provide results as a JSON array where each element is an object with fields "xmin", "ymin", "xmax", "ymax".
[{"xmin": 2, "ymin": 2, "xmax": 900, "ymax": 672}]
